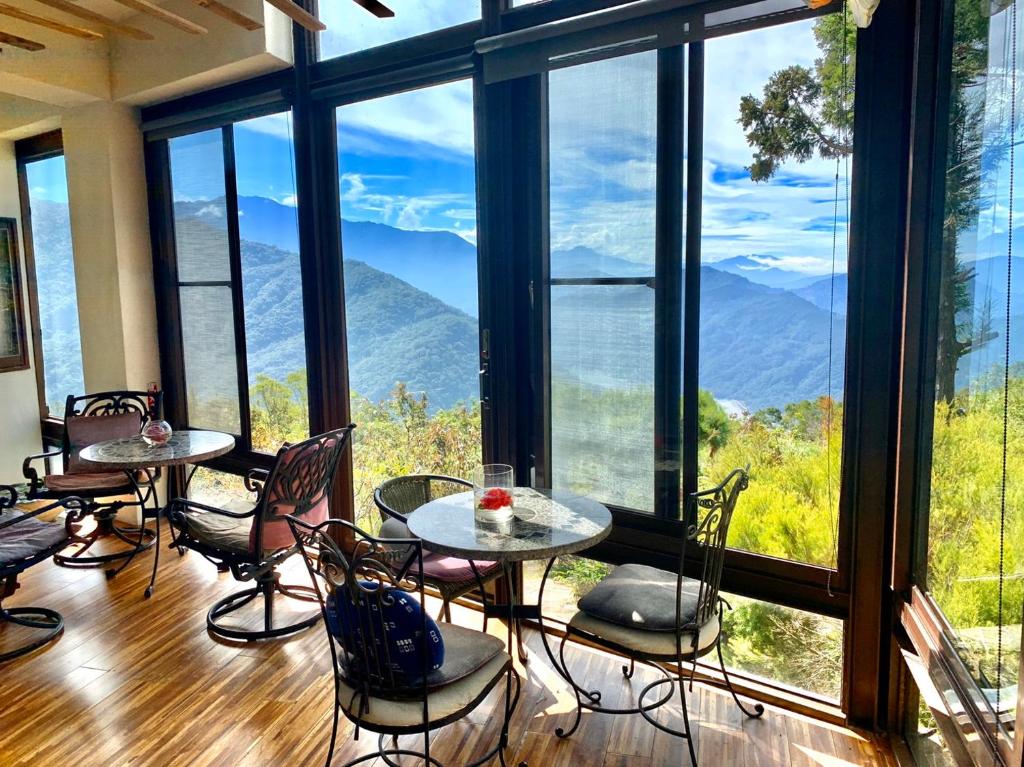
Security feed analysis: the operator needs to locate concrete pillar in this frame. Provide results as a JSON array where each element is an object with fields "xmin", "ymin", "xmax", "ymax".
[{"xmin": 62, "ymin": 102, "xmax": 160, "ymax": 395}]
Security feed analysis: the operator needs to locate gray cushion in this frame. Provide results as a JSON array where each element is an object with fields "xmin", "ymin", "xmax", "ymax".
[
  {"xmin": 178, "ymin": 511, "xmax": 252, "ymax": 555},
  {"xmin": 578, "ymin": 563, "xmax": 704, "ymax": 632},
  {"xmin": 427, "ymin": 622, "xmax": 505, "ymax": 689},
  {"xmin": 0, "ymin": 510, "xmax": 69, "ymax": 568}
]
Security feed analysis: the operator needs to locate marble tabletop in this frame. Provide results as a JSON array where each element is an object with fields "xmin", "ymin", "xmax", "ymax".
[
  {"xmin": 407, "ymin": 487, "xmax": 613, "ymax": 562},
  {"xmin": 79, "ymin": 430, "xmax": 235, "ymax": 471}
]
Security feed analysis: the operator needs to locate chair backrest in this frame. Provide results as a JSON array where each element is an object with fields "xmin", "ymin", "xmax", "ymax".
[
  {"xmin": 680, "ymin": 467, "xmax": 749, "ymax": 630},
  {"xmin": 287, "ymin": 516, "xmax": 430, "ymax": 701},
  {"xmin": 251, "ymin": 425, "xmax": 354, "ymax": 555},
  {"xmin": 61, "ymin": 390, "xmax": 162, "ymax": 473},
  {"xmin": 374, "ymin": 474, "xmax": 471, "ymax": 523}
]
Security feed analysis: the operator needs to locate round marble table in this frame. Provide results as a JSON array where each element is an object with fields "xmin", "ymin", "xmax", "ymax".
[
  {"xmin": 80, "ymin": 430, "xmax": 235, "ymax": 598},
  {"xmin": 408, "ymin": 487, "xmax": 612, "ymax": 662}
]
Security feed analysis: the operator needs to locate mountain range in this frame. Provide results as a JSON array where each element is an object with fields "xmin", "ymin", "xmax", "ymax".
[{"xmin": 29, "ymin": 196, "xmax": 1024, "ymax": 416}]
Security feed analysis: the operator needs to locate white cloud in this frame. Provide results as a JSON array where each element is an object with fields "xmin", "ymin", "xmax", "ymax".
[{"xmin": 279, "ymin": 194, "xmax": 298, "ymax": 207}]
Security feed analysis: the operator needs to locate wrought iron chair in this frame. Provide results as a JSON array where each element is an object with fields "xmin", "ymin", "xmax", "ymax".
[
  {"xmin": 21, "ymin": 390, "xmax": 162, "ymax": 572},
  {"xmin": 167, "ymin": 426, "xmax": 353, "ymax": 641},
  {"xmin": 287, "ymin": 515, "xmax": 522, "ymax": 767},
  {"xmin": 540, "ymin": 467, "xmax": 762, "ymax": 766},
  {"xmin": 374, "ymin": 474, "xmax": 501, "ymax": 624},
  {"xmin": 0, "ymin": 485, "xmax": 85, "ymax": 662}
]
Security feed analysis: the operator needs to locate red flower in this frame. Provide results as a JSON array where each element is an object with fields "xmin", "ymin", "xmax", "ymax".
[{"xmin": 478, "ymin": 487, "xmax": 512, "ymax": 510}]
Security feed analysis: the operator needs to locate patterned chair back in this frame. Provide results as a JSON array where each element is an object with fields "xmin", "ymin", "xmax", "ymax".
[
  {"xmin": 61, "ymin": 391, "xmax": 162, "ymax": 474},
  {"xmin": 251, "ymin": 426, "xmax": 353, "ymax": 555},
  {"xmin": 681, "ymin": 467, "xmax": 750, "ymax": 630},
  {"xmin": 374, "ymin": 474, "xmax": 471, "ymax": 524},
  {"xmin": 288, "ymin": 516, "xmax": 429, "ymax": 699}
]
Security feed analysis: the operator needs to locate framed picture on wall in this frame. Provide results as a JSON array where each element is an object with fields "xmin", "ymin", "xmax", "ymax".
[{"xmin": 0, "ymin": 218, "xmax": 29, "ymax": 373}]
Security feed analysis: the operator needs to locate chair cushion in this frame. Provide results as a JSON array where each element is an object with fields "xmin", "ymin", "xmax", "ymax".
[
  {"xmin": 43, "ymin": 472, "xmax": 133, "ymax": 493},
  {"xmin": 379, "ymin": 516, "xmax": 498, "ymax": 584},
  {"xmin": 578, "ymin": 563, "xmax": 703, "ymax": 632},
  {"xmin": 327, "ymin": 582, "xmax": 445, "ymax": 683},
  {"xmin": 66, "ymin": 412, "xmax": 142, "ymax": 473},
  {"xmin": 178, "ymin": 511, "xmax": 252, "ymax": 556},
  {"xmin": 337, "ymin": 650, "xmax": 509, "ymax": 729},
  {"xmin": 568, "ymin": 609, "xmax": 720, "ymax": 660},
  {"xmin": 0, "ymin": 510, "xmax": 70, "ymax": 568}
]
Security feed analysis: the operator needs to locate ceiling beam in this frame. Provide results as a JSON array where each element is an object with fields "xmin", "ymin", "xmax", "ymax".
[
  {"xmin": 27, "ymin": 0, "xmax": 153, "ymax": 40},
  {"xmin": 0, "ymin": 29, "xmax": 44, "ymax": 49},
  {"xmin": 107, "ymin": 0, "xmax": 207, "ymax": 35},
  {"xmin": 0, "ymin": 2, "xmax": 103, "ymax": 39},
  {"xmin": 190, "ymin": 0, "xmax": 262, "ymax": 31},
  {"xmin": 263, "ymin": 0, "xmax": 324, "ymax": 32}
]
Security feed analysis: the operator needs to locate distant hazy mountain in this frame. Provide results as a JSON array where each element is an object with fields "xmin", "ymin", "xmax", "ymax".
[
  {"xmin": 711, "ymin": 255, "xmax": 830, "ymax": 290},
  {"xmin": 794, "ymin": 274, "xmax": 848, "ymax": 316}
]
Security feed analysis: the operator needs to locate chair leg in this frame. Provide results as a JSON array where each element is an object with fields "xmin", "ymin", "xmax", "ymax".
[
  {"xmin": 207, "ymin": 572, "xmax": 320, "ymax": 642},
  {"xmin": 716, "ymin": 637, "xmax": 765, "ymax": 719},
  {"xmin": 0, "ymin": 600, "xmax": 64, "ymax": 662},
  {"xmin": 677, "ymin": 672, "xmax": 699, "ymax": 766},
  {"xmin": 324, "ymin": 690, "xmax": 340, "ymax": 767},
  {"xmin": 441, "ymin": 597, "xmax": 452, "ymax": 623}
]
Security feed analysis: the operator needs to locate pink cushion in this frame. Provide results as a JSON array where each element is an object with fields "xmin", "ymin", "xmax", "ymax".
[
  {"xmin": 66, "ymin": 412, "xmax": 142, "ymax": 473},
  {"xmin": 44, "ymin": 472, "xmax": 133, "ymax": 492},
  {"xmin": 419, "ymin": 554, "xmax": 499, "ymax": 584}
]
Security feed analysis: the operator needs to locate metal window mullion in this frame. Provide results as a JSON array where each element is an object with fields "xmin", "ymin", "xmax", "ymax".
[
  {"xmin": 654, "ymin": 46, "xmax": 686, "ymax": 521},
  {"xmin": 222, "ymin": 124, "xmax": 253, "ymax": 447},
  {"xmin": 681, "ymin": 41, "xmax": 704, "ymax": 524}
]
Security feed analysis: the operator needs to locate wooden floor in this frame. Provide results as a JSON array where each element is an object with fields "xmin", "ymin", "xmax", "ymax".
[{"xmin": 0, "ymin": 522, "xmax": 894, "ymax": 766}]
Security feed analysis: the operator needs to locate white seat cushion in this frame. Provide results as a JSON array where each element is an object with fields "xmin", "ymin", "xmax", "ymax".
[
  {"xmin": 568, "ymin": 610, "xmax": 720, "ymax": 659},
  {"xmin": 337, "ymin": 652, "xmax": 509, "ymax": 729}
]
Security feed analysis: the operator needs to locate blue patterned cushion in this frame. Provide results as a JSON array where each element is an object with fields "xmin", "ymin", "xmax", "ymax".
[{"xmin": 326, "ymin": 582, "xmax": 444, "ymax": 682}]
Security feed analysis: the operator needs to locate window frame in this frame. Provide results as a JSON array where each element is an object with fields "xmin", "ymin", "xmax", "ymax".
[{"xmin": 15, "ymin": 130, "xmax": 79, "ymax": 433}]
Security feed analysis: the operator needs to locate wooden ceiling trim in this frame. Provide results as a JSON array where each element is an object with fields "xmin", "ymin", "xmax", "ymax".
[
  {"xmin": 27, "ymin": 0, "xmax": 153, "ymax": 40},
  {"xmin": 0, "ymin": 28, "xmax": 45, "ymax": 48},
  {"xmin": 107, "ymin": 0, "xmax": 207, "ymax": 34},
  {"xmin": 190, "ymin": 0, "xmax": 262, "ymax": 31},
  {"xmin": 263, "ymin": 0, "xmax": 324, "ymax": 32},
  {"xmin": 0, "ymin": 2, "xmax": 102, "ymax": 39}
]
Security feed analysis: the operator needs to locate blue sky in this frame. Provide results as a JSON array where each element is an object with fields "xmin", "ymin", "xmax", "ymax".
[{"xmin": 35, "ymin": 11, "xmax": 867, "ymax": 277}]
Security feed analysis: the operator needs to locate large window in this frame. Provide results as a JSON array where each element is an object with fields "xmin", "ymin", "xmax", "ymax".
[
  {"xmin": 336, "ymin": 79, "xmax": 480, "ymax": 527},
  {"xmin": 697, "ymin": 20, "xmax": 850, "ymax": 570},
  {"xmin": 21, "ymin": 153, "xmax": 85, "ymax": 417},
  {"xmin": 548, "ymin": 51, "xmax": 658, "ymax": 512},
  {"xmin": 166, "ymin": 113, "xmax": 308, "ymax": 452},
  {"xmin": 921, "ymin": 0, "xmax": 1023, "ymax": 745}
]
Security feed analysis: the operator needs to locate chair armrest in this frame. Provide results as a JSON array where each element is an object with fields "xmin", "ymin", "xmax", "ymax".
[
  {"xmin": 167, "ymin": 497, "xmax": 257, "ymax": 520},
  {"xmin": 22, "ymin": 448, "xmax": 63, "ymax": 491},
  {"xmin": 244, "ymin": 468, "xmax": 270, "ymax": 496},
  {"xmin": 0, "ymin": 489, "xmax": 88, "ymax": 533}
]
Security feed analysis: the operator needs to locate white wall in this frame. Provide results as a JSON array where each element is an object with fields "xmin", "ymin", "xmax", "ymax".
[{"xmin": 0, "ymin": 142, "xmax": 43, "ymax": 484}]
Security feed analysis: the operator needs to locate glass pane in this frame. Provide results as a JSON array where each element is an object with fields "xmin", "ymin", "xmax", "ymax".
[
  {"xmin": 169, "ymin": 129, "xmax": 230, "ymax": 283},
  {"xmin": 925, "ymin": 0, "xmax": 1023, "ymax": 740},
  {"xmin": 179, "ymin": 286, "xmax": 240, "ymax": 434},
  {"xmin": 719, "ymin": 590, "xmax": 843, "ymax": 701},
  {"xmin": 233, "ymin": 113, "xmax": 309, "ymax": 452},
  {"xmin": 336, "ymin": 79, "xmax": 480, "ymax": 528},
  {"xmin": 319, "ymin": 1, "xmax": 479, "ymax": 60},
  {"xmin": 551, "ymin": 284, "xmax": 655, "ymax": 509},
  {"xmin": 24, "ymin": 155, "xmax": 85, "ymax": 416},
  {"xmin": 549, "ymin": 53, "xmax": 657, "ymax": 279},
  {"xmin": 548, "ymin": 51, "xmax": 658, "ymax": 512},
  {"xmin": 697, "ymin": 19, "xmax": 850, "ymax": 568},
  {"xmin": 903, "ymin": 671, "xmax": 958, "ymax": 766},
  {"xmin": 187, "ymin": 467, "xmax": 255, "ymax": 512}
]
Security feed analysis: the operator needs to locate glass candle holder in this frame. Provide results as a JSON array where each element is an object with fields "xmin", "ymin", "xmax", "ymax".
[
  {"xmin": 141, "ymin": 419, "xmax": 173, "ymax": 446},
  {"xmin": 472, "ymin": 463, "xmax": 514, "ymax": 521}
]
